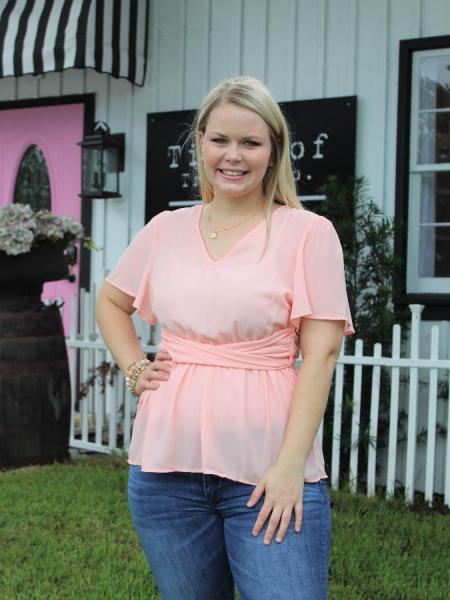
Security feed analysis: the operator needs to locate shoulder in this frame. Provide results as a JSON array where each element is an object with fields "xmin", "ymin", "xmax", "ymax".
[
  {"xmin": 282, "ymin": 206, "xmax": 333, "ymax": 236},
  {"xmin": 146, "ymin": 204, "xmax": 197, "ymax": 230},
  {"xmin": 279, "ymin": 207, "xmax": 343, "ymax": 261}
]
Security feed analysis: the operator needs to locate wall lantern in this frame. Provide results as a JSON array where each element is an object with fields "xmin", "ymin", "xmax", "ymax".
[{"xmin": 78, "ymin": 122, "xmax": 125, "ymax": 199}]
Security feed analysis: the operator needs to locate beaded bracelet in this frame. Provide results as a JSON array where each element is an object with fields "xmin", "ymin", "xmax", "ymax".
[{"xmin": 124, "ymin": 357, "xmax": 152, "ymax": 396}]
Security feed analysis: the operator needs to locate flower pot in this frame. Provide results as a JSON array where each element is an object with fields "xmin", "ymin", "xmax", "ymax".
[{"xmin": 0, "ymin": 240, "xmax": 69, "ymax": 290}]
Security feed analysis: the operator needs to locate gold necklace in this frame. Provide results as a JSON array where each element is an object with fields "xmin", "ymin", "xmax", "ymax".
[{"xmin": 207, "ymin": 203, "xmax": 264, "ymax": 239}]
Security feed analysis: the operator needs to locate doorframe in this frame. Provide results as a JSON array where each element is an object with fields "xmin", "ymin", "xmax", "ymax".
[{"xmin": 0, "ymin": 93, "xmax": 95, "ymax": 291}]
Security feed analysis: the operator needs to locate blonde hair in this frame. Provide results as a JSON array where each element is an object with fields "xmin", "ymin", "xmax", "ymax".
[{"xmin": 190, "ymin": 76, "xmax": 303, "ymax": 259}]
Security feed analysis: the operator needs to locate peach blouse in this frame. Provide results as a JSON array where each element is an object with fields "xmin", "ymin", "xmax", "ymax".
[{"xmin": 105, "ymin": 203, "xmax": 355, "ymax": 485}]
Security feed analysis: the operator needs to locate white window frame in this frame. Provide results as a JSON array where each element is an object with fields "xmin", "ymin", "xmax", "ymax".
[{"xmin": 407, "ymin": 47, "xmax": 450, "ymax": 294}]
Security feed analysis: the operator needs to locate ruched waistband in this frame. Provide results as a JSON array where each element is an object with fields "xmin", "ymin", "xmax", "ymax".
[{"xmin": 158, "ymin": 327, "xmax": 298, "ymax": 370}]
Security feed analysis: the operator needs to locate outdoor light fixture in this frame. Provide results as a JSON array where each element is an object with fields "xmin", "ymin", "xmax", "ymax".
[{"xmin": 78, "ymin": 121, "xmax": 125, "ymax": 199}]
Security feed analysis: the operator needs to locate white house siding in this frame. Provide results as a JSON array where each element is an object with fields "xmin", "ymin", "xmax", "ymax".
[{"xmin": 1, "ymin": 0, "xmax": 449, "ymax": 494}]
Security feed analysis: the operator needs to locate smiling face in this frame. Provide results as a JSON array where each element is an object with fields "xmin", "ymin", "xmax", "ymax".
[{"xmin": 198, "ymin": 102, "xmax": 273, "ymax": 205}]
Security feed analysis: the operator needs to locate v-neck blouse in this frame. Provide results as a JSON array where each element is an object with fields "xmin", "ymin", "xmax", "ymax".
[
  {"xmin": 198, "ymin": 202, "xmax": 283, "ymax": 264},
  {"xmin": 105, "ymin": 203, "xmax": 355, "ymax": 485}
]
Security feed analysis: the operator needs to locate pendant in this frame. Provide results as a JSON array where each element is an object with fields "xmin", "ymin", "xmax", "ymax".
[{"xmin": 210, "ymin": 231, "xmax": 218, "ymax": 239}]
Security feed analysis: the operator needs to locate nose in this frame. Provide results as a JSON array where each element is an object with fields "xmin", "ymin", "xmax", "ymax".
[{"xmin": 224, "ymin": 142, "xmax": 242, "ymax": 163}]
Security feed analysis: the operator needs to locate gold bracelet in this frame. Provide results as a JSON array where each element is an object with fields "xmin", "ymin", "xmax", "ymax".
[
  {"xmin": 124, "ymin": 357, "xmax": 151, "ymax": 395},
  {"xmin": 125, "ymin": 356, "xmax": 148, "ymax": 378}
]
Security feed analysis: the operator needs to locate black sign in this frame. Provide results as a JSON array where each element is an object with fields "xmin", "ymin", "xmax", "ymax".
[{"xmin": 145, "ymin": 96, "xmax": 356, "ymax": 222}]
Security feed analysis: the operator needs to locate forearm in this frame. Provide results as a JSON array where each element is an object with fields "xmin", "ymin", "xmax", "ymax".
[
  {"xmin": 95, "ymin": 297, "xmax": 146, "ymax": 372},
  {"xmin": 276, "ymin": 355, "xmax": 337, "ymax": 469}
]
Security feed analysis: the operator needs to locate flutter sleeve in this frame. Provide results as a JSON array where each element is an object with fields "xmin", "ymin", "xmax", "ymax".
[
  {"xmin": 290, "ymin": 215, "xmax": 355, "ymax": 336},
  {"xmin": 105, "ymin": 211, "xmax": 167, "ymax": 325}
]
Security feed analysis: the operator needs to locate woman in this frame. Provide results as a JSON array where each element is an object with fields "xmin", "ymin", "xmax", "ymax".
[{"xmin": 96, "ymin": 76, "xmax": 355, "ymax": 600}]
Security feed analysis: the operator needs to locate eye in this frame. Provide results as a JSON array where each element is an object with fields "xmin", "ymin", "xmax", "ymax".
[
  {"xmin": 242, "ymin": 140, "xmax": 260, "ymax": 147},
  {"xmin": 211, "ymin": 137, "xmax": 226, "ymax": 144}
]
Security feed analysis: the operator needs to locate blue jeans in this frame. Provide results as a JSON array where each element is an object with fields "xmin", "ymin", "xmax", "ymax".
[{"xmin": 128, "ymin": 465, "xmax": 331, "ymax": 600}]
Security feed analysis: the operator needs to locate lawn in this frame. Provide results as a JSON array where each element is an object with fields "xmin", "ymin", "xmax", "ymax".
[{"xmin": 0, "ymin": 454, "xmax": 448, "ymax": 600}]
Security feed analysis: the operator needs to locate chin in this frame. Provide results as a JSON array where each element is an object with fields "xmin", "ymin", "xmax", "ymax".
[
  {"xmin": 213, "ymin": 181, "xmax": 262, "ymax": 199},
  {"xmin": 219, "ymin": 189, "xmax": 254, "ymax": 201}
]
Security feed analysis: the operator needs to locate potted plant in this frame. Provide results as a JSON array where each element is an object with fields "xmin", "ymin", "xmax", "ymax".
[
  {"xmin": 0, "ymin": 202, "xmax": 88, "ymax": 289},
  {"xmin": 0, "ymin": 203, "xmax": 91, "ymax": 469}
]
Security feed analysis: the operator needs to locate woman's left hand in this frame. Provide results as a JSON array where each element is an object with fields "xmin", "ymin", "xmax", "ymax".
[{"xmin": 246, "ymin": 462, "xmax": 305, "ymax": 545}]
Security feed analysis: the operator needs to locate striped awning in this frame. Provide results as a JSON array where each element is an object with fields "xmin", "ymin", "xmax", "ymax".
[{"xmin": 0, "ymin": 0, "xmax": 148, "ymax": 86}]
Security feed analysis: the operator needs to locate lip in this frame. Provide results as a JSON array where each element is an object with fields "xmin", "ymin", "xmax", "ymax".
[{"xmin": 217, "ymin": 168, "xmax": 249, "ymax": 181}]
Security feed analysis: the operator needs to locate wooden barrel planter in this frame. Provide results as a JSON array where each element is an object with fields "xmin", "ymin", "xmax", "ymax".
[{"xmin": 0, "ymin": 242, "xmax": 72, "ymax": 468}]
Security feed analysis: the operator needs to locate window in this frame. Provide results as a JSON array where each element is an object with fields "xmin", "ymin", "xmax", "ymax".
[
  {"xmin": 396, "ymin": 36, "xmax": 450, "ymax": 318},
  {"xmin": 408, "ymin": 49, "xmax": 450, "ymax": 293},
  {"xmin": 13, "ymin": 145, "xmax": 51, "ymax": 211}
]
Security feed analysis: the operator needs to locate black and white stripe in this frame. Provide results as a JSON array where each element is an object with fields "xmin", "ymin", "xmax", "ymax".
[{"xmin": 0, "ymin": 0, "xmax": 148, "ymax": 85}]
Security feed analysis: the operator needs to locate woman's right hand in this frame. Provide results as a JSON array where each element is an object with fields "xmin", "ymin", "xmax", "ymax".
[{"xmin": 135, "ymin": 350, "xmax": 173, "ymax": 395}]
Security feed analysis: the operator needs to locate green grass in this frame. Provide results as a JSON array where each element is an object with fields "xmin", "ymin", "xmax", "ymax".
[{"xmin": 0, "ymin": 454, "xmax": 448, "ymax": 600}]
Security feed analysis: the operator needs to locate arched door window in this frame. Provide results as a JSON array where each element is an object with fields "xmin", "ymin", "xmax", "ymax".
[{"xmin": 13, "ymin": 145, "xmax": 51, "ymax": 211}]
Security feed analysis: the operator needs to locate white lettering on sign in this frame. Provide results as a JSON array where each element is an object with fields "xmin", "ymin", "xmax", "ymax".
[
  {"xmin": 167, "ymin": 145, "xmax": 182, "ymax": 168},
  {"xmin": 180, "ymin": 173, "xmax": 190, "ymax": 188},
  {"xmin": 187, "ymin": 141, "xmax": 197, "ymax": 167},
  {"xmin": 178, "ymin": 171, "xmax": 200, "ymax": 190},
  {"xmin": 167, "ymin": 142, "xmax": 198, "ymax": 170},
  {"xmin": 312, "ymin": 133, "xmax": 328, "ymax": 159},
  {"xmin": 290, "ymin": 141, "xmax": 304, "ymax": 161},
  {"xmin": 290, "ymin": 134, "xmax": 328, "ymax": 162},
  {"xmin": 167, "ymin": 141, "xmax": 200, "ymax": 191}
]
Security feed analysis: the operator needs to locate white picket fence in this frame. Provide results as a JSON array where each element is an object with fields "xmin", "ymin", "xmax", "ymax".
[{"xmin": 62, "ymin": 287, "xmax": 450, "ymax": 508}]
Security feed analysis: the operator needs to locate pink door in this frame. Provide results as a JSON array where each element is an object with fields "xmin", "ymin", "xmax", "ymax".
[{"xmin": 0, "ymin": 103, "xmax": 84, "ymax": 335}]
